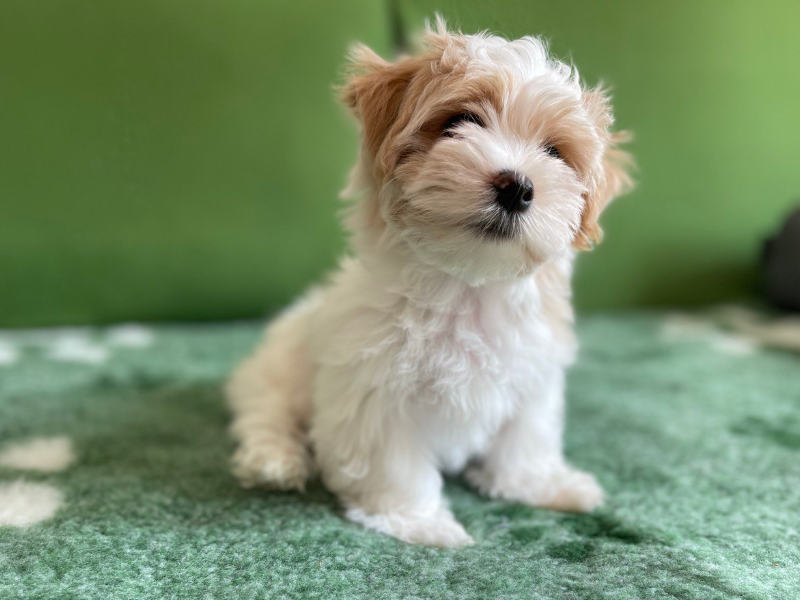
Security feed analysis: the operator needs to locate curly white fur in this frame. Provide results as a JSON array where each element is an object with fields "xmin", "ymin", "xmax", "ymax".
[{"xmin": 227, "ymin": 20, "xmax": 631, "ymax": 547}]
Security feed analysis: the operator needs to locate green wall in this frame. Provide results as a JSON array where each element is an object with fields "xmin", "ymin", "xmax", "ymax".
[
  {"xmin": 2, "ymin": 1, "xmax": 798, "ymax": 326},
  {"xmin": 0, "ymin": 1, "xmax": 387, "ymax": 327}
]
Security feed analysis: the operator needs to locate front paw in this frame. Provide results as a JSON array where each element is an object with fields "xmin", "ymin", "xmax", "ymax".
[
  {"xmin": 345, "ymin": 506, "xmax": 475, "ymax": 548},
  {"xmin": 467, "ymin": 465, "xmax": 604, "ymax": 513},
  {"xmin": 535, "ymin": 468, "xmax": 604, "ymax": 513}
]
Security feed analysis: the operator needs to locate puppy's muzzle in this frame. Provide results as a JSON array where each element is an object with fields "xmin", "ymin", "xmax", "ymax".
[{"xmin": 491, "ymin": 170, "xmax": 534, "ymax": 214}]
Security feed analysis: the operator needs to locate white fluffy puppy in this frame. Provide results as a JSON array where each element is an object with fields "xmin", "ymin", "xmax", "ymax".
[{"xmin": 228, "ymin": 21, "xmax": 632, "ymax": 547}]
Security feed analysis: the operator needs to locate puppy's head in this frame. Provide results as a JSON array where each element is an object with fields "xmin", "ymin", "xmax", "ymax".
[{"xmin": 342, "ymin": 20, "xmax": 633, "ymax": 284}]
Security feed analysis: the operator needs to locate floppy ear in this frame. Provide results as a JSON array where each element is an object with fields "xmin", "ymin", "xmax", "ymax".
[
  {"xmin": 574, "ymin": 87, "xmax": 635, "ymax": 250},
  {"xmin": 341, "ymin": 45, "xmax": 422, "ymax": 173}
]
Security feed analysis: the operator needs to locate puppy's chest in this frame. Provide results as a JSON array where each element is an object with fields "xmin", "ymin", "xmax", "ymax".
[
  {"xmin": 390, "ymin": 300, "xmax": 560, "ymax": 471},
  {"xmin": 391, "ymin": 299, "xmax": 558, "ymax": 406}
]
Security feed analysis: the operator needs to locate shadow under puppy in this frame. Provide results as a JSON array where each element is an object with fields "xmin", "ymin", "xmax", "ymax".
[{"xmin": 228, "ymin": 19, "xmax": 633, "ymax": 547}]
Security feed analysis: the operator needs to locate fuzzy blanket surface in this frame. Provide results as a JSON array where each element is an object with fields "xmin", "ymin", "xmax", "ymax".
[{"xmin": 0, "ymin": 313, "xmax": 797, "ymax": 599}]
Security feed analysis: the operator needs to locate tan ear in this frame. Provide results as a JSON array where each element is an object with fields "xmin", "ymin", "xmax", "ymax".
[
  {"xmin": 574, "ymin": 88, "xmax": 635, "ymax": 250},
  {"xmin": 340, "ymin": 44, "xmax": 423, "ymax": 169}
]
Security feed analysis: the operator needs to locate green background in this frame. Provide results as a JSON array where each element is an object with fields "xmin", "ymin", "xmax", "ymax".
[{"xmin": 2, "ymin": 1, "xmax": 799, "ymax": 327}]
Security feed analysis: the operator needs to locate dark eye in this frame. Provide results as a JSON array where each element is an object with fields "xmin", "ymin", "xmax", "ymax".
[
  {"xmin": 442, "ymin": 112, "xmax": 484, "ymax": 137},
  {"xmin": 544, "ymin": 143, "xmax": 561, "ymax": 159}
]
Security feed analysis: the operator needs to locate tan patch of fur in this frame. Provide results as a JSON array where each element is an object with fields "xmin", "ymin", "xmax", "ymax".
[
  {"xmin": 573, "ymin": 88, "xmax": 635, "ymax": 249},
  {"xmin": 341, "ymin": 46, "xmax": 437, "ymax": 178},
  {"xmin": 342, "ymin": 40, "xmax": 507, "ymax": 180},
  {"xmin": 393, "ymin": 73, "xmax": 507, "ymax": 172}
]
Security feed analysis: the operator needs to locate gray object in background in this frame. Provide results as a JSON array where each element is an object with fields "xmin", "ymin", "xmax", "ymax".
[{"xmin": 764, "ymin": 205, "xmax": 800, "ymax": 311}]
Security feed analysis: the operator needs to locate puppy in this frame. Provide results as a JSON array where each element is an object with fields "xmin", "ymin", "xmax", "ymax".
[{"xmin": 227, "ymin": 20, "xmax": 632, "ymax": 547}]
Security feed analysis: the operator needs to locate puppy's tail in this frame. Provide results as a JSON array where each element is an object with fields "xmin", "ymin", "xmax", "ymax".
[{"xmin": 226, "ymin": 298, "xmax": 318, "ymax": 491}]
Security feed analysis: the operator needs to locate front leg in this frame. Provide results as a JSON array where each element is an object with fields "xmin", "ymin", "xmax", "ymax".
[
  {"xmin": 311, "ymin": 368, "xmax": 474, "ymax": 547},
  {"xmin": 466, "ymin": 369, "xmax": 603, "ymax": 512}
]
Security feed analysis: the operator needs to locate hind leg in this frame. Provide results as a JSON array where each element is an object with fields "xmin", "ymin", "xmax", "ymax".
[{"xmin": 227, "ymin": 297, "xmax": 317, "ymax": 490}]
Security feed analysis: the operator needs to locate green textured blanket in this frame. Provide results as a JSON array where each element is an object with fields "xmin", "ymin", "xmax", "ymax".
[{"xmin": 0, "ymin": 313, "xmax": 797, "ymax": 599}]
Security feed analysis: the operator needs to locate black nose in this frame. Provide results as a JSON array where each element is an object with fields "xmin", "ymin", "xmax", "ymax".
[{"xmin": 491, "ymin": 170, "xmax": 534, "ymax": 213}]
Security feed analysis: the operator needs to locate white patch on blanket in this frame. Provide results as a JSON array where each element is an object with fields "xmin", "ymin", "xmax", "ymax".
[
  {"xmin": 106, "ymin": 324, "xmax": 154, "ymax": 348},
  {"xmin": 0, "ymin": 339, "xmax": 18, "ymax": 366},
  {"xmin": 716, "ymin": 305, "xmax": 800, "ymax": 351},
  {"xmin": 660, "ymin": 314, "xmax": 717, "ymax": 339},
  {"xmin": 0, "ymin": 437, "xmax": 76, "ymax": 472},
  {"xmin": 47, "ymin": 335, "xmax": 109, "ymax": 364},
  {"xmin": 708, "ymin": 333, "xmax": 758, "ymax": 356},
  {"xmin": 660, "ymin": 313, "xmax": 757, "ymax": 356},
  {"xmin": 0, "ymin": 480, "xmax": 63, "ymax": 527}
]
